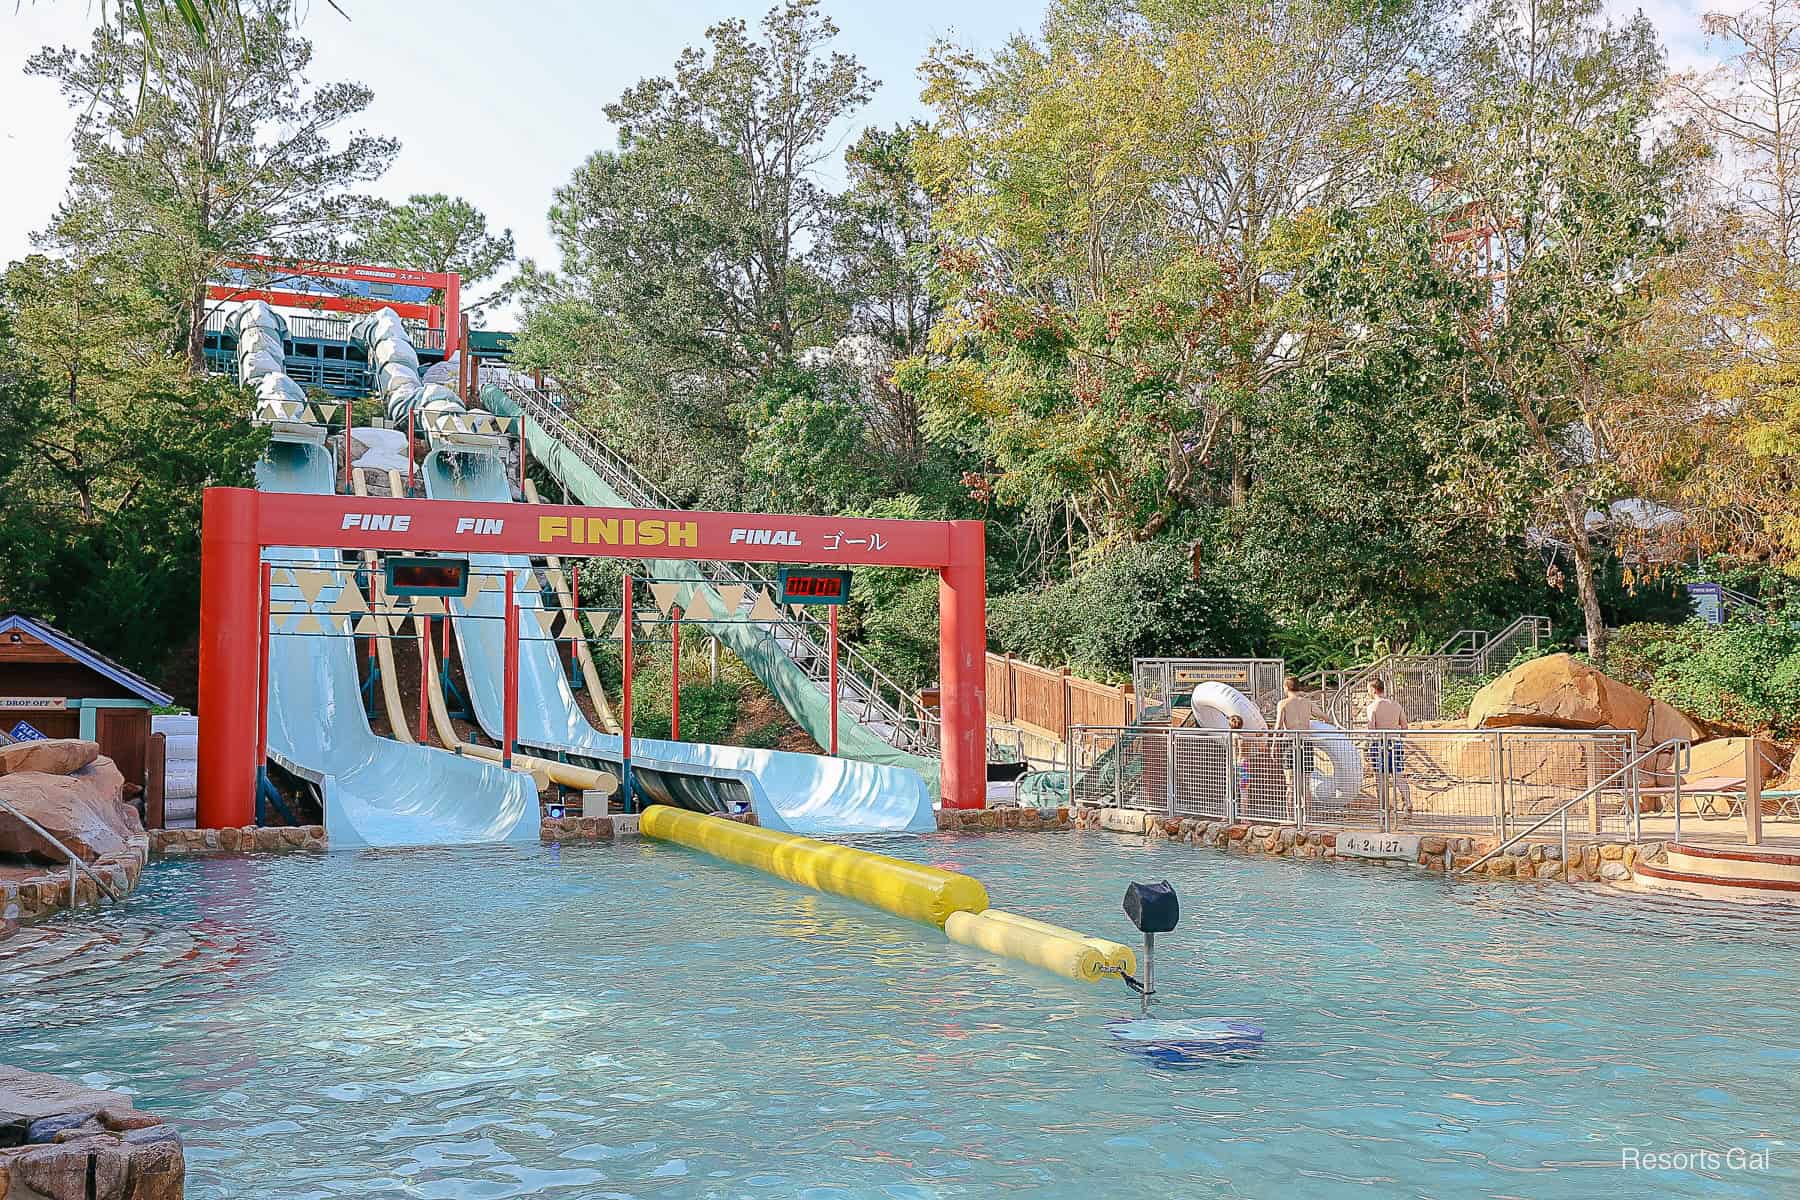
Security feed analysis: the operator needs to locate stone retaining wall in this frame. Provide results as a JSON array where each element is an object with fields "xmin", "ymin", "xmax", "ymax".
[
  {"xmin": 1066, "ymin": 804, "xmax": 1666, "ymax": 885},
  {"xmin": 0, "ymin": 1065, "xmax": 183, "ymax": 1199},
  {"xmin": 936, "ymin": 806, "xmax": 1074, "ymax": 833},
  {"xmin": 541, "ymin": 816, "xmax": 616, "ymax": 841},
  {"xmin": 1, "ymin": 834, "xmax": 148, "ymax": 941},
  {"xmin": 149, "ymin": 825, "xmax": 326, "ymax": 857}
]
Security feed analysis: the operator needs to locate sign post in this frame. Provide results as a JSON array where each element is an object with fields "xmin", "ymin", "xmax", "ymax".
[
  {"xmin": 621, "ymin": 574, "xmax": 635, "ymax": 812},
  {"xmin": 670, "ymin": 603, "xmax": 682, "ymax": 742}
]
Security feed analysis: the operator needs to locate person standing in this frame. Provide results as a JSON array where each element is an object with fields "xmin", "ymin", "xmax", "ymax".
[
  {"xmin": 1364, "ymin": 679, "xmax": 1413, "ymax": 817},
  {"xmin": 1275, "ymin": 676, "xmax": 1315, "ymax": 813}
]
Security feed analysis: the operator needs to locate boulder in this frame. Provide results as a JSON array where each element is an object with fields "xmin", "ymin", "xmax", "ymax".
[
  {"xmin": 1687, "ymin": 737, "xmax": 1790, "ymax": 786},
  {"xmin": 0, "ymin": 757, "xmax": 137, "ymax": 864},
  {"xmin": 0, "ymin": 739, "xmax": 99, "ymax": 779},
  {"xmin": 1468, "ymin": 654, "xmax": 1652, "ymax": 733}
]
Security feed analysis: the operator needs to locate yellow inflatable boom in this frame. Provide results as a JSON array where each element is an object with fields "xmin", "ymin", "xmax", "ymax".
[
  {"xmin": 981, "ymin": 909, "xmax": 1137, "ymax": 978},
  {"xmin": 640, "ymin": 806, "xmax": 988, "ymax": 927},
  {"xmin": 944, "ymin": 911, "xmax": 1115, "ymax": 982}
]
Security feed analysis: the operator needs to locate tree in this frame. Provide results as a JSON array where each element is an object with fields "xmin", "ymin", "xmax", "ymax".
[
  {"xmin": 904, "ymin": 0, "xmax": 1452, "ymax": 548},
  {"xmin": 1406, "ymin": 0, "xmax": 1689, "ymax": 666},
  {"xmin": 28, "ymin": 0, "xmax": 395, "ymax": 373},
  {"xmin": 349, "ymin": 194, "xmax": 515, "ymax": 309},
  {"xmin": 0, "ymin": 258, "xmax": 266, "ymax": 685},
  {"xmin": 514, "ymin": 0, "xmax": 873, "ymax": 505}
]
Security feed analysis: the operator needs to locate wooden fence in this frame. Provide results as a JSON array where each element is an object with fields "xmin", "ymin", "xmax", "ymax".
[{"xmin": 985, "ymin": 653, "xmax": 1134, "ymax": 741}]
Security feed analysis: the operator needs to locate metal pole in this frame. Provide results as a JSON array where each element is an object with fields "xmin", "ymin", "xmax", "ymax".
[
  {"xmin": 417, "ymin": 616, "xmax": 430, "ymax": 744},
  {"xmin": 503, "ymin": 574, "xmax": 519, "ymax": 770},
  {"xmin": 1141, "ymin": 932, "xmax": 1155, "ymax": 1016},
  {"xmin": 517, "ymin": 413, "xmax": 528, "ymax": 498},
  {"xmin": 343, "ymin": 396, "xmax": 352, "ymax": 492},
  {"xmin": 622, "ymin": 574, "xmax": 635, "ymax": 812},
  {"xmin": 407, "ymin": 408, "xmax": 416, "ymax": 496},
  {"xmin": 257, "ymin": 563, "xmax": 272, "ymax": 774},
  {"xmin": 828, "ymin": 605, "xmax": 839, "ymax": 756},
  {"xmin": 671, "ymin": 603, "xmax": 682, "ymax": 742}
]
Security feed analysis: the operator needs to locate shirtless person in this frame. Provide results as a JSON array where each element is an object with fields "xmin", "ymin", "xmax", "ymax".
[
  {"xmin": 1275, "ymin": 676, "xmax": 1314, "ymax": 810},
  {"xmin": 1364, "ymin": 678, "xmax": 1413, "ymax": 816}
]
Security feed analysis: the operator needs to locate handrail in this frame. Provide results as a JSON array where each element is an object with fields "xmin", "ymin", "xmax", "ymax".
[
  {"xmin": 0, "ymin": 794, "xmax": 124, "ymax": 905},
  {"xmin": 485, "ymin": 369, "xmax": 943, "ymax": 756},
  {"xmin": 1455, "ymin": 738, "xmax": 1686, "ymax": 877}
]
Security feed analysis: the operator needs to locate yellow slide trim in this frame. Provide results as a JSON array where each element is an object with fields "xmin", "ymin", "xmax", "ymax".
[
  {"xmin": 523, "ymin": 480, "xmax": 621, "ymax": 733},
  {"xmin": 981, "ymin": 910, "xmax": 1137, "ymax": 978},
  {"xmin": 351, "ymin": 469, "xmax": 415, "ymax": 744},
  {"xmin": 418, "ymin": 619, "xmax": 609, "ymax": 793},
  {"xmin": 945, "ymin": 911, "xmax": 1109, "ymax": 983},
  {"xmin": 640, "ymin": 806, "xmax": 988, "ymax": 927}
]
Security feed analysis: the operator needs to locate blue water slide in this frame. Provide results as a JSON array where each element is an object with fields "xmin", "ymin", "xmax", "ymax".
[
  {"xmin": 420, "ymin": 446, "xmax": 934, "ymax": 834},
  {"xmin": 255, "ymin": 436, "xmax": 540, "ymax": 847}
]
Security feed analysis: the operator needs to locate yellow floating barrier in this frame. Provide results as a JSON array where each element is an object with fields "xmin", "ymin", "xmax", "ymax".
[
  {"xmin": 944, "ymin": 910, "xmax": 1113, "ymax": 982},
  {"xmin": 982, "ymin": 909, "xmax": 1137, "ymax": 978},
  {"xmin": 640, "ymin": 806, "xmax": 988, "ymax": 927}
]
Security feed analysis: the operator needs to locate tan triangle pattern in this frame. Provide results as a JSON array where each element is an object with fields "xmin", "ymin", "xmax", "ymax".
[
  {"xmin": 294, "ymin": 570, "xmax": 335, "ymax": 606},
  {"xmin": 713, "ymin": 585, "xmax": 746, "ymax": 618},
  {"xmin": 353, "ymin": 614, "xmax": 382, "ymax": 637},
  {"xmin": 608, "ymin": 615, "xmax": 630, "ymax": 641},
  {"xmin": 534, "ymin": 610, "xmax": 559, "ymax": 639},
  {"xmin": 329, "ymin": 585, "xmax": 368, "ymax": 615},
  {"xmin": 269, "ymin": 567, "xmax": 295, "ymax": 588},
  {"xmin": 293, "ymin": 613, "xmax": 323, "ymax": 636},
  {"xmin": 410, "ymin": 594, "xmax": 447, "ymax": 617},
  {"xmin": 684, "ymin": 590, "xmax": 718, "ymax": 620},
  {"xmin": 748, "ymin": 589, "xmax": 783, "ymax": 623},
  {"xmin": 649, "ymin": 582, "xmax": 682, "ymax": 616}
]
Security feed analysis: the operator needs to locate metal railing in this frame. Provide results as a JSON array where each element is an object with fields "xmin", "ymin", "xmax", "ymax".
[
  {"xmin": 0, "ymin": 795, "xmax": 124, "ymax": 908},
  {"xmin": 1068, "ymin": 725, "xmax": 1648, "ymax": 839},
  {"xmin": 1313, "ymin": 616, "xmax": 1553, "ymax": 725},
  {"xmin": 1457, "ymin": 739, "xmax": 1688, "ymax": 874},
  {"xmin": 484, "ymin": 370, "xmax": 945, "ymax": 757}
]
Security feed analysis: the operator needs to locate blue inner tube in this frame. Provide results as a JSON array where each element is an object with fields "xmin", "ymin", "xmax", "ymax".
[{"xmin": 1107, "ymin": 1017, "xmax": 1266, "ymax": 1068}]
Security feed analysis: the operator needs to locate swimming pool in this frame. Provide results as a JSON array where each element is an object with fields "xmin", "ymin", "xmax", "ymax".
[{"xmin": 2, "ymin": 834, "xmax": 1794, "ymax": 1198}]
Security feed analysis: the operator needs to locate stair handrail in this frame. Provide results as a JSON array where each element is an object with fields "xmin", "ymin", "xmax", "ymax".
[
  {"xmin": 486, "ymin": 371, "xmax": 941, "ymax": 755},
  {"xmin": 1455, "ymin": 738, "xmax": 1686, "ymax": 877},
  {"xmin": 0, "ymin": 794, "xmax": 124, "ymax": 905}
]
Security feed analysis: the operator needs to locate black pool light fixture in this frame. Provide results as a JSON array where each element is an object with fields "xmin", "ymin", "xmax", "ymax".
[{"xmin": 1107, "ymin": 879, "xmax": 1266, "ymax": 1067}]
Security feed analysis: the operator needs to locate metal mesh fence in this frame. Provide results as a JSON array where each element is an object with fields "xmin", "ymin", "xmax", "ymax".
[{"xmin": 1069, "ymin": 726, "xmax": 1646, "ymax": 840}]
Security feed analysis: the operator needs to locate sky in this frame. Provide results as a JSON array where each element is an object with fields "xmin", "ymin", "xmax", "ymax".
[{"xmin": 0, "ymin": 0, "xmax": 1727, "ymax": 322}]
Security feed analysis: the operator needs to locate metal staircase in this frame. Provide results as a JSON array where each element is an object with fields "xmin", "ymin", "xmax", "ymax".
[
  {"xmin": 1315, "ymin": 616, "xmax": 1553, "ymax": 725},
  {"xmin": 484, "ymin": 370, "xmax": 943, "ymax": 758}
]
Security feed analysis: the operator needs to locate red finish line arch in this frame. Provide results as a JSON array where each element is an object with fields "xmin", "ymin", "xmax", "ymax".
[{"xmin": 196, "ymin": 487, "xmax": 987, "ymax": 827}]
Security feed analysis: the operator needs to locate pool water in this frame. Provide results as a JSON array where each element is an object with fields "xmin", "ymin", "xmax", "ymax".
[{"xmin": 2, "ymin": 835, "xmax": 1796, "ymax": 1198}]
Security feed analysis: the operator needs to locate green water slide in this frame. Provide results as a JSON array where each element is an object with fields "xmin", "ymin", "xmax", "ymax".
[{"xmin": 481, "ymin": 375, "xmax": 943, "ymax": 795}]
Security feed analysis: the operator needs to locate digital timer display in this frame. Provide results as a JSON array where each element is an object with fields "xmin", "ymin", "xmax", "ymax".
[
  {"xmin": 776, "ymin": 567, "xmax": 851, "ymax": 606},
  {"xmin": 384, "ymin": 556, "xmax": 471, "ymax": 598}
]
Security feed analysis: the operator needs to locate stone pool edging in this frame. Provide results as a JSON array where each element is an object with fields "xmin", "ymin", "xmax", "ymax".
[
  {"xmin": 1065, "ymin": 804, "xmax": 1668, "ymax": 886},
  {"xmin": 540, "ymin": 809, "xmax": 757, "ymax": 843},
  {"xmin": 2, "ymin": 833, "xmax": 149, "ymax": 941},
  {"xmin": 0, "ymin": 1065, "xmax": 184, "ymax": 1200},
  {"xmin": 936, "ymin": 806, "xmax": 1074, "ymax": 833},
  {"xmin": 148, "ymin": 825, "xmax": 327, "ymax": 857}
]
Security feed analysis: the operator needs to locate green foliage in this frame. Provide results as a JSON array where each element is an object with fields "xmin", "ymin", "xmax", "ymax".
[
  {"xmin": 28, "ymin": 0, "xmax": 395, "ymax": 371},
  {"xmin": 1607, "ymin": 620, "xmax": 1800, "ymax": 736},
  {"xmin": 349, "ymin": 194, "xmax": 515, "ymax": 306},
  {"xmin": 988, "ymin": 539, "xmax": 1271, "ymax": 682}
]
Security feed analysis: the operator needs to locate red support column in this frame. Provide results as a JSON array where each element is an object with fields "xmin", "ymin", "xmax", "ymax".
[
  {"xmin": 503, "ymin": 574, "xmax": 520, "ymax": 770},
  {"xmin": 828, "ymin": 604, "xmax": 840, "ymax": 756},
  {"xmin": 621, "ymin": 574, "xmax": 635, "ymax": 811},
  {"xmin": 517, "ymin": 414, "xmax": 528, "ymax": 498},
  {"xmin": 198, "ymin": 488, "xmax": 261, "ymax": 829},
  {"xmin": 938, "ymin": 520, "xmax": 988, "ymax": 810},
  {"xmin": 417, "ymin": 617, "xmax": 430, "ymax": 744},
  {"xmin": 670, "ymin": 604, "xmax": 682, "ymax": 741},
  {"xmin": 406, "ymin": 409, "xmax": 416, "ymax": 497},
  {"xmin": 445, "ymin": 274, "xmax": 462, "ymax": 355},
  {"xmin": 257, "ymin": 563, "xmax": 272, "ymax": 771}
]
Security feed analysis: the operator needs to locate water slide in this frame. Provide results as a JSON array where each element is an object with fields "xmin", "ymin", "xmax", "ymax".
[
  {"xmin": 421, "ymin": 445, "xmax": 935, "ymax": 834},
  {"xmin": 255, "ymin": 437, "xmax": 540, "ymax": 847},
  {"xmin": 479, "ymin": 378, "xmax": 944, "ymax": 793}
]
